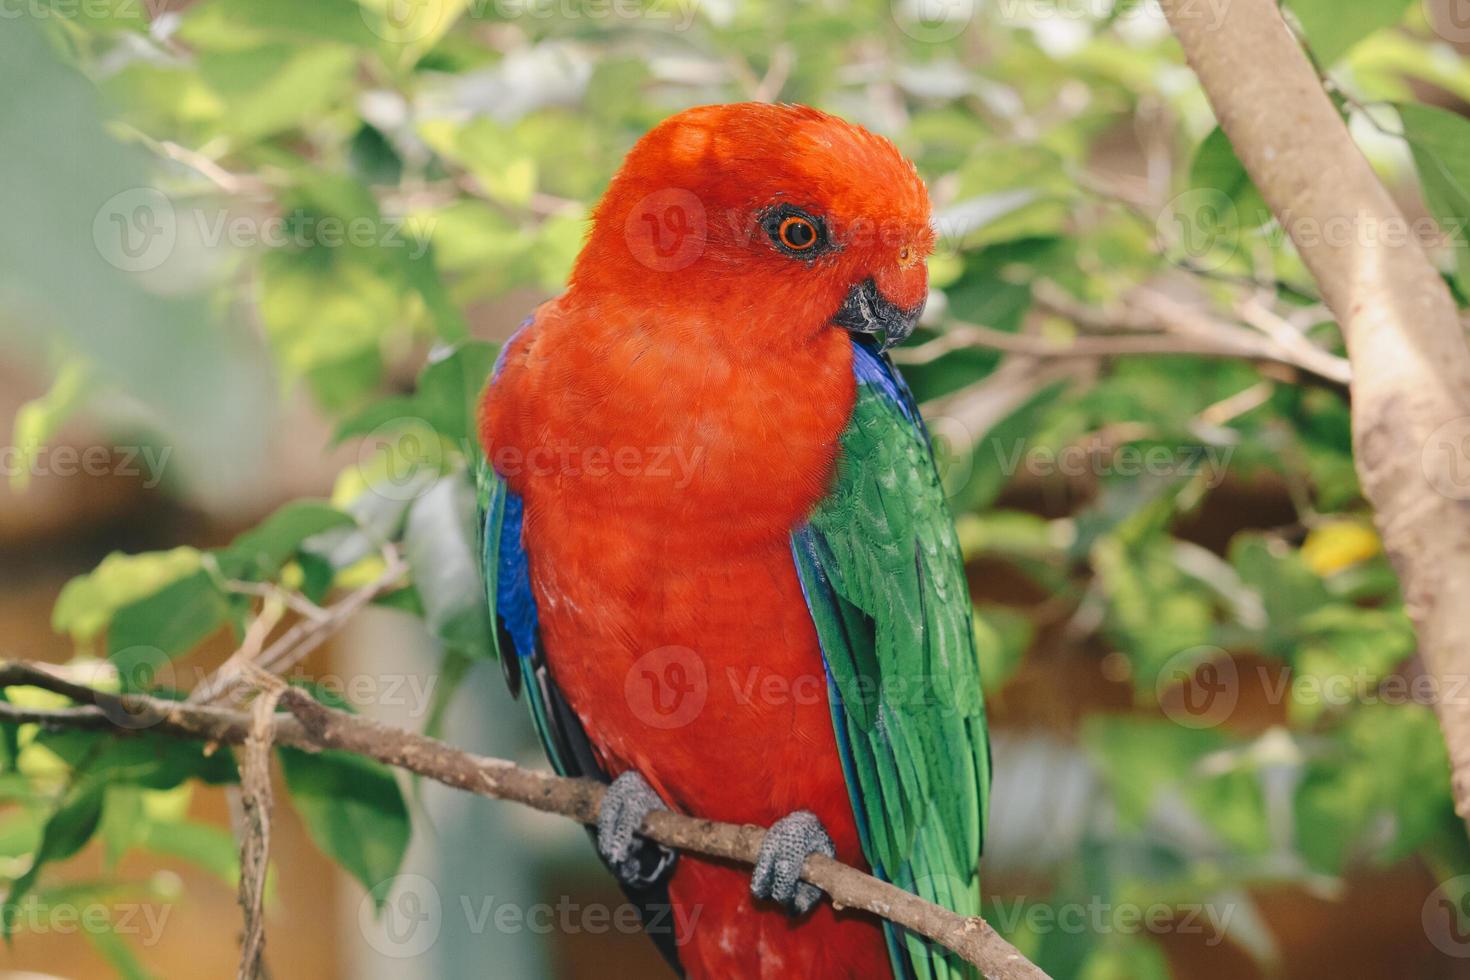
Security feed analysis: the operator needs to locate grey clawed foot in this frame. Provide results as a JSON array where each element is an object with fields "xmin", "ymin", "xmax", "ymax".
[
  {"xmin": 597, "ymin": 771, "xmax": 676, "ymax": 887},
  {"xmin": 750, "ymin": 810, "xmax": 834, "ymax": 916}
]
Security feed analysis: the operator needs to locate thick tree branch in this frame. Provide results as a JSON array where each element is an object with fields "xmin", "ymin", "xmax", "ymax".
[
  {"xmin": 0, "ymin": 662, "xmax": 1049, "ymax": 980},
  {"xmin": 1161, "ymin": 0, "xmax": 1470, "ymax": 826}
]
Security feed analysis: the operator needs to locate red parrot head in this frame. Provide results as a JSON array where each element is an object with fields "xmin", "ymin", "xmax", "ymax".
[{"xmin": 569, "ymin": 102, "xmax": 934, "ymax": 353}]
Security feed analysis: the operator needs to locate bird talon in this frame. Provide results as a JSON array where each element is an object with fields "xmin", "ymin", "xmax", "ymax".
[
  {"xmin": 597, "ymin": 771, "xmax": 676, "ymax": 887},
  {"xmin": 750, "ymin": 810, "xmax": 834, "ymax": 916}
]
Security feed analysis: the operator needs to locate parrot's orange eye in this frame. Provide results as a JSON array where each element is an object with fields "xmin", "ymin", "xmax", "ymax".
[
  {"xmin": 762, "ymin": 206, "xmax": 830, "ymax": 258},
  {"xmin": 778, "ymin": 216, "xmax": 818, "ymax": 251}
]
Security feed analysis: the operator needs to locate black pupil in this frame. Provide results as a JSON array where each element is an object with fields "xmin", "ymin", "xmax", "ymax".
[{"xmin": 784, "ymin": 220, "xmax": 814, "ymax": 248}]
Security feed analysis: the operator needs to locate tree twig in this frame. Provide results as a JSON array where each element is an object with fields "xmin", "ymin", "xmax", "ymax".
[
  {"xmin": 0, "ymin": 661, "xmax": 1048, "ymax": 980},
  {"xmin": 188, "ymin": 549, "xmax": 408, "ymax": 705}
]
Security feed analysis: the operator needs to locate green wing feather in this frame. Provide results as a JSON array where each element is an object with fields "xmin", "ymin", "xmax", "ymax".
[{"xmin": 792, "ymin": 347, "xmax": 990, "ymax": 980}]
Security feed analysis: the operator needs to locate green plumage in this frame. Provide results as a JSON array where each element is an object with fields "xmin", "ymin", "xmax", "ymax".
[{"xmin": 793, "ymin": 367, "xmax": 991, "ymax": 980}]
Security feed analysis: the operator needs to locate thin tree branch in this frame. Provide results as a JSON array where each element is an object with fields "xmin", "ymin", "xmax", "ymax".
[
  {"xmin": 189, "ymin": 549, "xmax": 408, "ymax": 705},
  {"xmin": 1160, "ymin": 0, "xmax": 1470, "ymax": 828},
  {"xmin": 896, "ymin": 286, "xmax": 1351, "ymax": 387},
  {"xmin": 0, "ymin": 662, "xmax": 1049, "ymax": 980}
]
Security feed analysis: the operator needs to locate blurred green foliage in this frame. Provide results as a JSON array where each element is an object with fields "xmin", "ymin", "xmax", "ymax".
[{"xmin": 5, "ymin": 0, "xmax": 1470, "ymax": 976}]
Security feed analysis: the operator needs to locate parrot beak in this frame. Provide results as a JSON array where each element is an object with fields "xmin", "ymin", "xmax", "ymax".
[{"xmin": 832, "ymin": 277, "xmax": 924, "ymax": 352}]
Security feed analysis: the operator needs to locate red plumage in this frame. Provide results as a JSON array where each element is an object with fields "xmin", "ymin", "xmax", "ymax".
[{"xmin": 480, "ymin": 102, "xmax": 934, "ymax": 978}]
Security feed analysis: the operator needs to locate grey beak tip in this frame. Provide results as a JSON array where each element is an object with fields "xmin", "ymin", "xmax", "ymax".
[{"xmin": 832, "ymin": 277, "xmax": 922, "ymax": 351}]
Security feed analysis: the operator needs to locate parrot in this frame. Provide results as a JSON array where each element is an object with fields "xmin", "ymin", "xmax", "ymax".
[{"xmin": 476, "ymin": 102, "xmax": 989, "ymax": 980}]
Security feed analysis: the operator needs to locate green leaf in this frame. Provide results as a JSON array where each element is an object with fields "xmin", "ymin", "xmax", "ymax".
[
  {"xmin": 0, "ymin": 691, "xmax": 20, "ymax": 772},
  {"xmin": 333, "ymin": 341, "xmax": 498, "ymax": 450},
  {"xmin": 413, "ymin": 342, "xmax": 498, "ymax": 447},
  {"xmin": 140, "ymin": 819, "xmax": 240, "ymax": 886},
  {"xmin": 9, "ymin": 358, "xmax": 89, "ymax": 493},
  {"xmin": 86, "ymin": 926, "xmax": 156, "ymax": 980},
  {"xmin": 1289, "ymin": 606, "xmax": 1415, "ymax": 724},
  {"xmin": 1286, "ymin": 0, "xmax": 1415, "ymax": 65},
  {"xmin": 37, "ymin": 730, "xmax": 238, "ymax": 790},
  {"xmin": 215, "ymin": 500, "xmax": 356, "ymax": 581},
  {"xmin": 53, "ymin": 548, "xmax": 203, "ymax": 646},
  {"xmin": 179, "ymin": 0, "xmax": 382, "ymax": 48},
  {"xmin": 972, "ymin": 606, "xmax": 1033, "ymax": 693},
  {"xmin": 278, "ymin": 744, "xmax": 410, "ymax": 903},
  {"xmin": 1189, "ymin": 126, "xmax": 1273, "ymax": 230},
  {"xmin": 401, "ymin": 243, "xmax": 469, "ymax": 342},
  {"xmin": 1398, "ymin": 102, "xmax": 1470, "ymax": 298},
  {"xmin": 1079, "ymin": 936, "xmax": 1170, "ymax": 980},
  {"xmin": 1228, "ymin": 534, "xmax": 1331, "ymax": 658},
  {"xmin": 1084, "ymin": 717, "xmax": 1269, "ymax": 854},
  {"xmin": 1093, "ymin": 533, "xmax": 1215, "ymax": 688},
  {"xmin": 1295, "ymin": 704, "xmax": 1452, "ymax": 873},
  {"xmin": 3, "ymin": 783, "xmax": 104, "ymax": 934},
  {"xmin": 98, "ymin": 786, "xmax": 146, "ymax": 868},
  {"xmin": 107, "ymin": 570, "xmax": 231, "ymax": 672},
  {"xmin": 348, "ymin": 123, "xmax": 404, "ymax": 187},
  {"xmin": 403, "ymin": 472, "xmax": 495, "ymax": 659}
]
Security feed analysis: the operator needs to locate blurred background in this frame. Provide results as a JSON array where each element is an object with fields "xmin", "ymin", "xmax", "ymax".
[{"xmin": 6, "ymin": 0, "xmax": 1470, "ymax": 977}]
